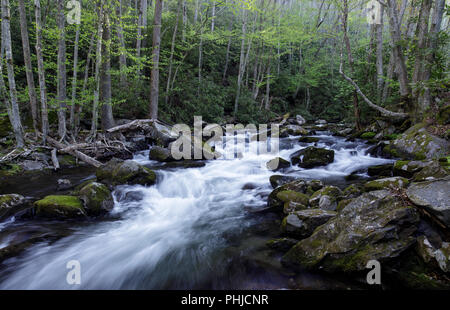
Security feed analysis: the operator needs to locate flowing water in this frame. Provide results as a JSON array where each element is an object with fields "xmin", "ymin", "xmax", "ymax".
[{"xmin": 0, "ymin": 130, "xmax": 393, "ymax": 289}]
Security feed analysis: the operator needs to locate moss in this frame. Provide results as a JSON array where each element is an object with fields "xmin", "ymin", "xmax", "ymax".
[
  {"xmin": 58, "ymin": 155, "xmax": 77, "ymax": 167},
  {"xmin": 78, "ymin": 182, "xmax": 113, "ymax": 215},
  {"xmin": 310, "ymin": 186, "xmax": 341, "ymax": 200},
  {"xmin": 384, "ymin": 133, "xmax": 400, "ymax": 140},
  {"xmin": 276, "ymin": 190, "xmax": 309, "ymax": 206},
  {"xmin": 0, "ymin": 163, "xmax": 23, "ymax": 177},
  {"xmin": 364, "ymin": 177, "xmax": 409, "ymax": 192},
  {"xmin": 298, "ymin": 136, "xmax": 319, "ymax": 143},
  {"xmin": 35, "ymin": 195, "xmax": 86, "ymax": 218},
  {"xmin": 382, "ymin": 144, "xmax": 400, "ymax": 158},
  {"xmin": 360, "ymin": 132, "xmax": 376, "ymax": 139},
  {"xmin": 337, "ymin": 199, "xmax": 352, "ymax": 212}
]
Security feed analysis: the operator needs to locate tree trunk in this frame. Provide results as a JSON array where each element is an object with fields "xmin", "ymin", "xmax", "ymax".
[
  {"xmin": 234, "ymin": 8, "xmax": 247, "ymax": 118},
  {"xmin": 375, "ymin": 6, "xmax": 384, "ymax": 101},
  {"xmin": 222, "ymin": 13, "xmax": 234, "ymax": 83},
  {"xmin": 18, "ymin": 0, "xmax": 39, "ymax": 134},
  {"xmin": 34, "ymin": 0, "xmax": 49, "ymax": 143},
  {"xmin": 69, "ymin": 2, "xmax": 81, "ymax": 134},
  {"xmin": 211, "ymin": 0, "xmax": 216, "ymax": 32},
  {"xmin": 165, "ymin": 0, "xmax": 182, "ymax": 106},
  {"xmin": 1, "ymin": 0, "xmax": 25, "ymax": 147},
  {"xmin": 57, "ymin": 0, "xmax": 67, "ymax": 140},
  {"xmin": 100, "ymin": 3, "xmax": 115, "ymax": 131},
  {"xmin": 150, "ymin": 0, "xmax": 163, "ymax": 120},
  {"xmin": 117, "ymin": 0, "xmax": 127, "ymax": 86}
]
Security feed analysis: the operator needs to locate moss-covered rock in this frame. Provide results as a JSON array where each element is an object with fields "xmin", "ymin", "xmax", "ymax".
[
  {"xmin": 406, "ymin": 177, "xmax": 450, "ymax": 227},
  {"xmin": 0, "ymin": 194, "xmax": 27, "ymax": 220},
  {"xmin": 367, "ymin": 164, "xmax": 393, "ymax": 177},
  {"xmin": 266, "ymin": 157, "xmax": 290, "ymax": 171},
  {"xmin": 267, "ymin": 180, "xmax": 308, "ymax": 209},
  {"xmin": 269, "ymin": 175, "xmax": 296, "ymax": 189},
  {"xmin": 290, "ymin": 147, "xmax": 335, "ymax": 168},
  {"xmin": 266, "ymin": 237, "xmax": 298, "ymax": 252},
  {"xmin": 360, "ymin": 132, "xmax": 376, "ymax": 139},
  {"xmin": 283, "ymin": 201, "xmax": 309, "ymax": 214},
  {"xmin": 276, "ymin": 190, "xmax": 309, "ymax": 206},
  {"xmin": 282, "ymin": 190, "xmax": 419, "ymax": 273},
  {"xmin": 96, "ymin": 158, "xmax": 157, "ymax": 186},
  {"xmin": 281, "ymin": 209, "xmax": 337, "ymax": 239},
  {"xmin": 412, "ymin": 161, "xmax": 449, "ymax": 181},
  {"xmin": 393, "ymin": 160, "xmax": 429, "ymax": 178},
  {"xmin": 309, "ymin": 186, "xmax": 342, "ymax": 211},
  {"xmin": 364, "ymin": 176, "xmax": 409, "ymax": 192},
  {"xmin": 437, "ymin": 105, "xmax": 450, "ymax": 125},
  {"xmin": 0, "ymin": 163, "xmax": 23, "ymax": 178},
  {"xmin": 342, "ymin": 184, "xmax": 362, "ymax": 199},
  {"xmin": 389, "ymin": 123, "xmax": 450, "ymax": 160},
  {"xmin": 35, "ymin": 195, "xmax": 86, "ymax": 218},
  {"xmin": 286, "ymin": 125, "xmax": 308, "ymax": 136},
  {"xmin": 78, "ymin": 182, "xmax": 114, "ymax": 215},
  {"xmin": 149, "ymin": 146, "xmax": 173, "ymax": 162},
  {"xmin": 298, "ymin": 136, "xmax": 319, "ymax": 143},
  {"xmin": 57, "ymin": 155, "xmax": 78, "ymax": 167}
]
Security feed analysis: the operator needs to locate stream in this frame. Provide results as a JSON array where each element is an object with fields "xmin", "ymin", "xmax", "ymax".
[{"xmin": 0, "ymin": 130, "xmax": 394, "ymax": 289}]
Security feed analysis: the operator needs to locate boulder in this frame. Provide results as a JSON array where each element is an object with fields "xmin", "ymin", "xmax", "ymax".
[
  {"xmin": 283, "ymin": 201, "xmax": 309, "ymax": 214},
  {"xmin": 57, "ymin": 179, "xmax": 72, "ymax": 191},
  {"xmin": 412, "ymin": 160, "xmax": 449, "ymax": 181},
  {"xmin": 149, "ymin": 146, "xmax": 173, "ymax": 162},
  {"xmin": 309, "ymin": 186, "xmax": 342, "ymax": 211},
  {"xmin": 96, "ymin": 158, "xmax": 157, "ymax": 186},
  {"xmin": 276, "ymin": 190, "xmax": 309, "ymax": 206},
  {"xmin": 364, "ymin": 176, "xmax": 409, "ymax": 192},
  {"xmin": 342, "ymin": 184, "xmax": 362, "ymax": 199},
  {"xmin": 286, "ymin": 125, "xmax": 308, "ymax": 136},
  {"xmin": 295, "ymin": 115, "xmax": 306, "ymax": 125},
  {"xmin": 367, "ymin": 164, "xmax": 393, "ymax": 177},
  {"xmin": 266, "ymin": 157, "xmax": 290, "ymax": 171},
  {"xmin": 267, "ymin": 180, "xmax": 308, "ymax": 209},
  {"xmin": 282, "ymin": 190, "xmax": 419, "ymax": 272},
  {"xmin": 298, "ymin": 137, "xmax": 319, "ymax": 143},
  {"xmin": 393, "ymin": 160, "xmax": 430, "ymax": 178},
  {"xmin": 281, "ymin": 209, "xmax": 337, "ymax": 238},
  {"xmin": 316, "ymin": 120, "xmax": 327, "ymax": 125},
  {"xmin": 79, "ymin": 182, "xmax": 114, "ymax": 215},
  {"xmin": 266, "ymin": 238, "xmax": 299, "ymax": 252},
  {"xmin": 0, "ymin": 194, "xmax": 27, "ymax": 221},
  {"xmin": 406, "ymin": 177, "xmax": 450, "ymax": 227},
  {"xmin": 436, "ymin": 104, "xmax": 450, "ymax": 125},
  {"xmin": 290, "ymin": 147, "xmax": 335, "ymax": 168},
  {"xmin": 269, "ymin": 175, "xmax": 297, "ymax": 189},
  {"xmin": 388, "ymin": 123, "xmax": 450, "ymax": 160},
  {"xmin": 35, "ymin": 195, "xmax": 86, "ymax": 218}
]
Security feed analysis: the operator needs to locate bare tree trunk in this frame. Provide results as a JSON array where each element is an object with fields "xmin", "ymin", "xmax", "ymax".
[
  {"xmin": 412, "ymin": 0, "xmax": 432, "ymax": 88},
  {"xmin": 69, "ymin": 3, "xmax": 81, "ymax": 134},
  {"xmin": 182, "ymin": 0, "xmax": 187, "ymax": 41},
  {"xmin": 194, "ymin": 0, "xmax": 199, "ymax": 23},
  {"xmin": 100, "ymin": 3, "xmax": 115, "ymax": 131},
  {"xmin": 222, "ymin": 13, "xmax": 234, "ymax": 83},
  {"xmin": 382, "ymin": 50, "xmax": 394, "ymax": 104},
  {"xmin": 18, "ymin": 0, "xmax": 39, "ymax": 134},
  {"xmin": 90, "ymin": 2, "xmax": 104, "ymax": 138},
  {"xmin": 57, "ymin": 0, "xmax": 67, "ymax": 140},
  {"xmin": 1, "ymin": 0, "xmax": 25, "ymax": 147},
  {"xmin": 34, "ymin": 0, "xmax": 49, "ymax": 143},
  {"xmin": 211, "ymin": 0, "xmax": 216, "ymax": 32},
  {"xmin": 165, "ymin": 0, "xmax": 182, "ymax": 106},
  {"xmin": 150, "ymin": 0, "xmax": 163, "ymax": 120},
  {"xmin": 117, "ymin": 0, "xmax": 127, "ymax": 86},
  {"xmin": 264, "ymin": 58, "xmax": 271, "ymax": 110},
  {"xmin": 234, "ymin": 7, "xmax": 247, "ymax": 118},
  {"xmin": 375, "ymin": 6, "xmax": 384, "ymax": 101}
]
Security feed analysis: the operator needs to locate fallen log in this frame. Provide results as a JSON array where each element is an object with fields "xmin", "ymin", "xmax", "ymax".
[
  {"xmin": 106, "ymin": 119, "xmax": 155, "ymax": 133},
  {"xmin": 37, "ymin": 132, "xmax": 103, "ymax": 168},
  {"xmin": 51, "ymin": 148, "xmax": 60, "ymax": 170}
]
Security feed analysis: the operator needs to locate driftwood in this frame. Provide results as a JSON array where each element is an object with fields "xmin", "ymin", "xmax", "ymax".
[
  {"xmin": 38, "ymin": 132, "xmax": 103, "ymax": 168},
  {"xmin": 51, "ymin": 148, "xmax": 60, "ymax": 170}
]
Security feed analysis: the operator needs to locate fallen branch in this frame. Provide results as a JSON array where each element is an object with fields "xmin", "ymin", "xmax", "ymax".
[
  {"xmin": 106, "ymin": 119, "xmax": 155, "ymax": 133},
  {"xmin": 339, "ymin": 49, "xmax": 408, "ymax": 120},
  {"xmin": 37, "ymin": 132, "xmax": 103, "ymax": 168},
  {"xmin": 51, "ymin": 148, "xmax": 60, "ymax": 170}
]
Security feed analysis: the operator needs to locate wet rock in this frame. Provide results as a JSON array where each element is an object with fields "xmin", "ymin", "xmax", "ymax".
[
  {"xmin": 79, "ymin": 182, "xmax": 114, "ymax": 215},
  {"xmin": 281, "ymin": 209, "xmax": 337, "ymax": 239},
  {"xmin": 0, "ymin": 194, "xmax": 27, "ymax": 221},
  {"xmin": 57, "ymin": 179, "xmax": 72, "ymax": 191},
  {"xmin": 316, "ymin": 120, "xmax": 327, "ymax": 125},
  {"xmin": 267, "ymin": 180, "xmax": 308, "ymax": 209},
  {"xmin": 20, "ymin": 160, "xmax": 47, "ymax": 171},
  {"xmin": 35, "ymin": 195, "xmax": 86, "ymax": 219},
  {"xmin": 277, "ymin": 191, "xmax": 309, "ymax": 206},
  {"xmin": 388, "ymin": 123, "xmax": 449, "ymax": 160},
  {"xmin": 406, "ymin": 177, "xmax": 450, "ymax": 227},
  {"xmin": 342, "ymin": 184, "xmax": 362, "ymax": 199},
  {"xmin": 269, "ymin": 175, "xmax": 296, "ymax": 189},
  {"xmin": 283, "ymin": 201, "xmax": 309, "ymax": 214},
  {"xmin": 266, "ymin": 237, "xmax": 299, "ymax": 252},
  {"xmin": 393, "ymin": 160, "xmax": 430, "ymax": 178},
  {"xmin": 412, "ymin": 160, "xmax": 449, "ymax": 181},
  {"xmin": 309, "ymin": 186, "xmax": 342, "ymax": 211},
  {"xmin": 290, "ymin": 147, "xmax": 334, "ymax": 168},
  {"xmin": 307, "ymin": 180, "xmax": 324, "ymax": 193},
  {"xmin": 286, "ymin": 125, "xmax": 308, "ymax": 136},
  {"xmin": 368, "ymin": 164, "xmax": 393, "ymax": 177},
  {"xmin": 149, "ymin": 122, "xmax": 179, "ymax": 147},
  {"xmin": 96, "ymin": 158, "xmax": 157, "ymax": 187},
  {"xmin": 282, "ymin": 190, "xmax": 419, "ymax": 272},
  {"xmin": 149, "ymin": 146, "xmax": 173, "ymax": 162},
  {"xmin": 298, "ymin": 137, "xmax": 319, "ymax": 143},
  {"xmin": 364, "ymin": 176, "xmax": 409, "ymax": 192},
  {"xmin": 266, "ymin": 157, "xmax": 290, "ymax": 171},
  {"xmin": 295, "ymin": 115, "xmax": 306, "ymax": 125}
]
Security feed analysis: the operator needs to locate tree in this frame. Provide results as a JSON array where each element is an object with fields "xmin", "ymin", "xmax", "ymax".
[
  {"xmin": 149, "ymin": 0, "xmax": 163, "ymax": 120},
  {"xmin": 57, "ymin": 0, "xmax": 68, "ymax": 140}
]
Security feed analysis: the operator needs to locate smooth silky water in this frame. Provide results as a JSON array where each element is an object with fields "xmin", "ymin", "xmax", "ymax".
[{"xmin": 0, "ymin": 131, "xmax": 393, "ymax": 289}]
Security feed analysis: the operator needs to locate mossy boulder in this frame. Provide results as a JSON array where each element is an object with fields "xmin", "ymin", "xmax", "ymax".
[
  {"xmin": 0, "ymin": 163, "xmax": 23, "ymax": 178},
  {"xmin": 360, "ymin": 132, "xmax": 376, "ymax": 139},
  {"xmin": 282, "ymin": 190, "xmax": 419, "ymax": 272},
  {"xmin": 290, "ymin": 147, "xmax": 335, "ymax": 168},
  {"xmin": 393, "ymin": 160, "xmax": 429, "ymax": 178},
  {"xmin": 367, "ymin": 164, "xmax": 393, "ymax": 177},
  {"xmin": 96, "ymin": 158, "xmax": 157, "ymax": 186},
  {"xmin": 389, "ymin": 123, "xmax": 450, "ymax": 160},
  {"xmin": 276, "ymin": 190, "xmax": 309, "ymax": 206},
  {"xmin": 281, "ymin": 209, "xmax": 337, "ymax": 239},
  {"xmin": 342, "ymin": 184, "xmax": 362, "ymax": 199},
  {"xmin": 364, "ymin": 176, "xmax": 409, "ymax": 192},
  {"xmin": 78, "ymin": 182, "xmax": 114, "ymax": 215},
  {"xmin": 309, "ymin": 185, "xmax": 342, "ymax": 211},
  {"xmin": 267, "ymin": 180, "xmax": 308, "ymax": 209},
  {"xmin": 35, "ymin": 195, "xmax": 86, "ymax": 218},
  {"xmin": 412, "ymin": 161, "xmax": 449, "ymax": 181},
  {"xmin": 283, "ymin": 201, "xmax": 309, "ymax": 214},
  {"xmin": 0, "ymin": 194, "xmax": 27, "ymax": 221},
  {"xmin": 266, "ymin": 157, "xmax": 290, "ymax": 171},
  {"xmin": 437, "ymin": 105, "xmax": 450, "ymax": 125},
  {"xmin": 57, "ymin": 155, "xmax": 78, "ymax": 167},
  {"xmin": 266, "ymin": 238, "xmax": 299, "ymax": 252},
  {"xmin": 269, "ymin": 175, "xmax": 296, "ymax": 189},
  {"xmin": 286, "ymin": 125, "xmax": 308, "ymax": 136},
  {"xmin": 406, "ymin": 177, "xmax": 450, "ymax": 227},
  {"xmin": 149, "ymin": 146, "xmax": 173, "ymax": 162}
]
